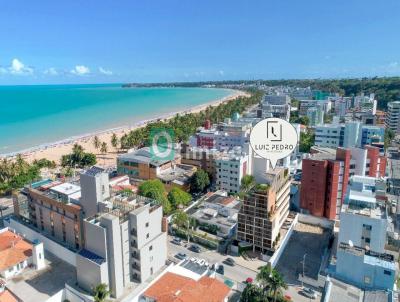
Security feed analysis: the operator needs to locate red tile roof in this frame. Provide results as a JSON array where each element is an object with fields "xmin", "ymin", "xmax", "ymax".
[
  {"xmin": 0, "ymin": 231, "xmax": 32, "ymax": 271},
  {"xmin": 0, "ymin": 289, "xmax": 19, "ymax": 302},
  {"xmin": 144, "ymin": 272, "xmax": 230, "ymax": 302}
]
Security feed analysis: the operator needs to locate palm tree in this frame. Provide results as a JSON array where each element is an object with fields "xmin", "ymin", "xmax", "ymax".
[
  {"xmin": 111, "ymin": 133, "xmax": 119, "ymax": 151},
  {"xmin": 92, "ymin": 283, "xmax": 110, "ymax": 302},
  {"xmin": 93, "ymin": 136, "xmax": 101, "ymax": 152},
  {"xmin": 100, "ymin": 142, "xmax": 108, "ymax": 154},
  {"xmin": 256, "ymin": 263, "xmax": 273, "ymax": 300},
  {"xmin": 269, "ymin": 270, "xmax": 287, "ymax": 302}
]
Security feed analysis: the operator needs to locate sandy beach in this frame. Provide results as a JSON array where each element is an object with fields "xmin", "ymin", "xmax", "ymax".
[{"xmin": 2, "ymin": 90, "xmax": 249, "ymax": 167}]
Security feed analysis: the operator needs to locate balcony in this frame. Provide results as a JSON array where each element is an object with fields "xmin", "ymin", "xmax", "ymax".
[{"xmin": 131, "ymin": 263, "xmax": 141, "ymax": 271}]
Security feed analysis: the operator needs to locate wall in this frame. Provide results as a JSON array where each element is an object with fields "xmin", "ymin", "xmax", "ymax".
[
  {"xmin": 297, "ymin": 213, "xmax": 334, "ymax": 229},
  {"xmin": 5, "ymin": 218, "xmax": 77, "ymax": 266},
  {"xmin": 268, "ymin": 214, "xmax": 298, "ymax": 268}
]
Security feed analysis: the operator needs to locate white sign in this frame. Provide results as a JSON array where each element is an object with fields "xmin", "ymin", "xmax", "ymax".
[{"xmin": 250, "ymin": 118, "xmax": 298, "ymax": 169}]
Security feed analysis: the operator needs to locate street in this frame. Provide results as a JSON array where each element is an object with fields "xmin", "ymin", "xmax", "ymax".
[{"xmin": 167, "ymin": 235, "xmax": 257, "ymax": 284}]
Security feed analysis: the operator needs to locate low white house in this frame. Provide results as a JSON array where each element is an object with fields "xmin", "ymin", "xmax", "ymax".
[{"xmin": 0, "ymin": 227, "xmax": 45, "ymax": 279}]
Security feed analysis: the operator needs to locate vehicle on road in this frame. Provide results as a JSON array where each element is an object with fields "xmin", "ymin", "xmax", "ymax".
[
  {"xmin": 189, "ymin": 244, "xmax": 201, "ymax": 253},
  {"xmin": 216, "ymin": 264, "xmax": 224, "ymax": 275},
  {"xmin": 175, "ymin": 252, "xmax": 187, "ymax": 260},
  {"xmin": 172, "ymin": 237, "xmax": 182, "ymax": 245},
  {"xmin": 301, "ymin": 287, "xmax": 317, "ymax": 299},
  {"xmin": 223, "ymin": 257, "xmax": 235, "ymax": 266}
]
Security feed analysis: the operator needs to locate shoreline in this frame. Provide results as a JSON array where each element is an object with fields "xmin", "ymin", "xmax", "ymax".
[{"xmin": 1, "ymin": 89, "xmax": 249, "ymax": 166}]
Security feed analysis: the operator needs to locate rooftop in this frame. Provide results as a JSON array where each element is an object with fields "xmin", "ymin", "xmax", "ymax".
[
  {"xmin": 0, "ymin": 289, "xmax": 19, "ymax": 302},
  {"xmin": 143, "ymin": 272, "xmax": 230, "ymax": 302},
  {"xmin": 78, "ymin": 249, "xmax": 106, "ymax": 265},
  {"xmin": 50, "ymin": 182, "xmax": 81, "ymax": 196},
  {"xmin": 82, "ymin": 166, "xmax": 105, "ymax": 177},
  {"xmin": 118, "ymin": 147, "xmax": 180, "ymax": 167},
  {"xmin": 157, "ymin": 164, "xmax": 196, "ymax": 185},
  {"xmin": 0, "ymin": 230, "xmax": 32, "ymax": 271}
]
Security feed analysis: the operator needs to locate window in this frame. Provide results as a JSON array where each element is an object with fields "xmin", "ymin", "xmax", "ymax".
[
  {"xmin": 149, "ymin": 245, "xmax": 153, "ymax": 251},
  {"xmin": 146, "ymin": 233, "xmax": 149, "ymax": 239},
  {"xmin": 145, "ymin": 222, "xmax": 149, "ymax": 227},
  {"xmin": 384, "ymin": 270, "xmax": 392, "ymax": 276}
]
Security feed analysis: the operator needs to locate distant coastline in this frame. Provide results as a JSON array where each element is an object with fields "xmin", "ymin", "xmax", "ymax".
[{"xmin": 0, "ymin": 87, "xmax": 249, "ymax": 166}]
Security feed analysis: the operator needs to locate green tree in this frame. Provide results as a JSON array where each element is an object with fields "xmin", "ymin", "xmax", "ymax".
[
  {"xmin": 385, "ymin": 128, "xmax": 395, "ymax": 150},
  {"xmin": 111, "ymin": 133, "xmax": 119, "ymax": 150},
  {"xmin": 139, "ymin": 179, "xmax": 171, "ymax": 215},
  {"xmin": 167, "ymin": 187, "xmax": 192, "ymax": 209},
  {"xmin": 240, "ymin": 283, "xmax": 263, "ymax": 302},
  {"xmin": 93, "ymin": 136, "xmax": 101, "ymax": 151},
  {"xmin": 241, "ymin": 175, "xmax": 256, "ymax": 193},
  {"xmin": 269, "ymin": 270, "xmax": 288, "ymax": 302},
  {"xmin": 61, "ymin": 144, "xmax": 96, "ymax": 168},
  {"xmin": 299, "ymin": 131, "xmax": 315, "ymax": 153},
  {"xmin": 256, "ymin": 263, "xmax": 273, "ymax": 299},
  {"xmin": 172, "ymin": 210, "xmax": 191, "ymax": 242},
  {"xmin": 92, "ymin": 283, "xmax": 110, "ymax": 302},
  {"xmin": 100, "ymin": 142, "xmax": 108, "ymax": 154},
  {"xmin": 190, "ymin": 169, "xmax": 210, "ymax": 193}
]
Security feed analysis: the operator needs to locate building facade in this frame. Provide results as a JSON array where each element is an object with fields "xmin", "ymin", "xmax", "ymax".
[
  {"xmin": 385, "ymin": 101, "xmax": 400, "ymax": 134},
  {"xmin": 237, "ymin": 168, "xmax": 290, "ymax": 253},
  {"xmin": 300, "ymin": 148, "xmax": 351, "ymax": 220}
]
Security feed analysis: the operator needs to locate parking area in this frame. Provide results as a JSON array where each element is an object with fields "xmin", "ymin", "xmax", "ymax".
[
  {"xmin": 167, "ymin": 235, "xmax": 258, "ymax": 285},
  {"xmin": 6, "ymin": 252, "xmax": 77, "ymax": 302},
  {"xmin": 275, "ymin": 222, "xmax": 331, "ymax": 302}
]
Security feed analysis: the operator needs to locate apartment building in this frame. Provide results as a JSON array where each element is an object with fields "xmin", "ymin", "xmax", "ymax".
[
  {"xmin": 76, "ymin": 195, "xmax": 167, "ymax": 299},
  {"xmin": 300, "ymin": 148, "xmax": 351, "ymax": 220},
  {"xmin": 260, "ymin": 95, "xmax": 291, "ymax": 121},
  {"xmin": 237, "ymin": 168, "xmax": 290, "ymax": 253},
  {"xmin": 297, "ymin": 99, "xmax": 330, "ymax": 115},
  {"xmin": 386, "ymin": 101, "xmax": 400, "ymax": 134},
  {"xmin": 180, "ymin": 145, "xmax": 220, "ymax": 176},
  {"xmin": 117, "ymin": 147, "xmax": 182, "ymax": 180},
  {"xmin": 189, "ymin": 117, "xmax": 252, "ymax": 151},
  {"xmin": 335, "ymin": 175, "xmax": 396, "ymax": 290},
  {"xmin": 19, "ymin": 180, "xmax": 85, "ymax": 250},
  {"xmin": 338, "ymin": 176, "xmax": 387, "ymax": 252},
  {"xmin": 353, "ymin": 94, "xmax": 377, "ymax": 114},
  {"xmin": 315, "ymin": 122, "xmax": 384, "ymax": 149},
  {"xmin": 215, "ymin": 148, "xmax": 249, "ymax": 194},
  {"xmin": 306, "ymin": 105, "xmax": 324, "ymax": 126}
]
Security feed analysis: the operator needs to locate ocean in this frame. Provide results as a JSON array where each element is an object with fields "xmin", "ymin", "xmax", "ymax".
[{"xmin": 0, "ymin": 84, "xmax": 233, "ymax": 154}]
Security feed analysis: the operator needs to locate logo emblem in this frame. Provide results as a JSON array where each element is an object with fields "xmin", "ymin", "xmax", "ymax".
[{"xmin": 149, "ymin": 128, "xmax": 175, "ymax": 161}]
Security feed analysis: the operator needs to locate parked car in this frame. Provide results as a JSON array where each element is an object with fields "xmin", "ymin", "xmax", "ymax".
[
  {"xmin": 224, "ymin": 257, "xmax": 235, "ymax": 266},
  {"xmin": 175, "ymin": 252, "xmax": 187, "ymax": 260},
  {"xmin": 172, "ymin": 237, "xmax": 182, "ymax": 245},
  {"xmin": 301, "ymin": 287, "xmax": 317, "ymax": 299},
  {"xmin": 189, "ymin": 244, "xmax": 201, "ymax": 253},
  {"xmin": 216, "ymin": 264, "xmax": 224, "ymax": 275}
]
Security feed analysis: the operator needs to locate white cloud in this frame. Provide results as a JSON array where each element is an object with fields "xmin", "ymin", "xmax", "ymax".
[
  {"xmin": 219, "ymin": 70, "xmax": 224, "ymax": 76},
  {"xmin": 70, "ymin": 65, "xmax": 90, "ymax": 75},
  {"xmin": 9, "ymin": 58, "xmax": 34, "ymax": 75},
  {"xmin": 389, "ymin": 61, "xmax": 399, "ymax": 68},
  {"xmin": 44, "ymin": 67, "xmax": 58, "ymax": 75},
  {"xmin": 99, "ymin": 67, "xmax": 113, "ymax": 75}
]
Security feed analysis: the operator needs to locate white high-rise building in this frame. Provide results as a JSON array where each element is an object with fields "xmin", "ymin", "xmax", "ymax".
[{"xmin": 386, "ymin": 101, "xmax": 400, "ymax": 134}]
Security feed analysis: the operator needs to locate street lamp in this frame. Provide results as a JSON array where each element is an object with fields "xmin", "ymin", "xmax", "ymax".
[{"xmin": 301, "ymin": 253, "xmax": 307, "ymax": 288}]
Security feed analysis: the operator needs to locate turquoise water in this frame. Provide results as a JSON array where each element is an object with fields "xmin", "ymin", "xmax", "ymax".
[{"xmin": 0, "ymin": 84, "xmax": 233, "ymax": 154}]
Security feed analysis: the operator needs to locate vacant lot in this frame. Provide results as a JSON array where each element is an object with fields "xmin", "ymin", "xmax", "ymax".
[{"xmin": 275, "ymin": 222, "xmax": 331, "ymax": 285}]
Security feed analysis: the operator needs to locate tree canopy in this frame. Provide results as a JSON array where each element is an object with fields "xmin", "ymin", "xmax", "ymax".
[
  {"xmin": 190, "ymin": 169, "xmax": 210, "ymax": 193},
  {"xmin": 167, "ymin": 187, "xmax": 192, "ymax": 209},
  {"xmin": 61, "ymin": 144, "xmax": 97, "ymax": 168},
  {"xmin": 138, "ymin": 179, "xmax": 171, "ymax": 215}
]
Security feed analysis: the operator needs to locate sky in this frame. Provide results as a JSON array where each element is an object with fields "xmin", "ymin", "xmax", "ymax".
[{"xmin": 1, "ymin": 0, "xmax": 400, "ymax": 85}]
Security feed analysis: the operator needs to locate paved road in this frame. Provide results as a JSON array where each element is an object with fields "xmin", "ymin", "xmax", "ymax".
[{"xmin": 167, "ymin": 235, "xmax": 257, "ymax": 284}]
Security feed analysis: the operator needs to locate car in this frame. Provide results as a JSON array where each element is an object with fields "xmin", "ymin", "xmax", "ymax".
[
  {"xmin": 175, "ymin": 252, "xmax": 187, "ymax": 260},
  {"xmin": 224, "ymin": 257, "xmax": 235, "ymax": 266},
  {"xmin": 172, "ymin": 237, "xmax": 182, "ymax": 245},
  {"xmin": 216, "ymin": 264, "xmax": 224, "ymax": 275},
  {"xmin": 301, "ymin": 287, "xmax": 317, "ymax": 299},
  {"xmin": 189, "ymin": 244, "xmax": 201, "ymax": 253}
]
